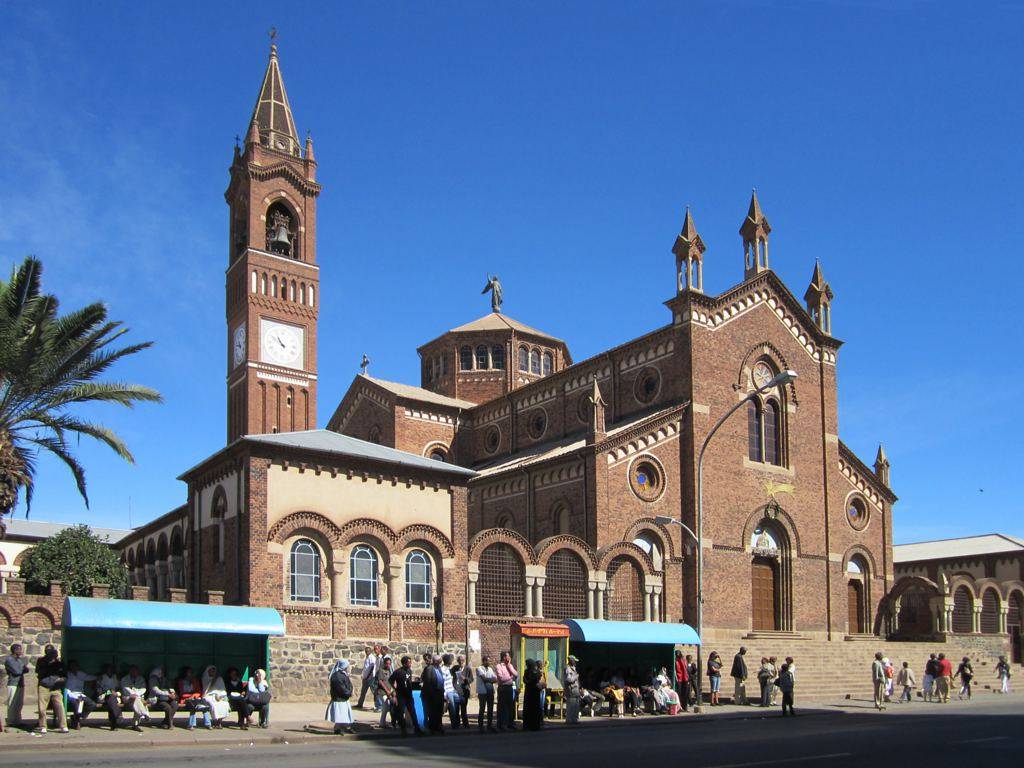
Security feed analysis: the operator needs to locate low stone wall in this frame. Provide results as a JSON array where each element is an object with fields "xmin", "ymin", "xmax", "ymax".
[{"xmin": 269, "ymin": 636, "xmax": 467, "ymax": 701}]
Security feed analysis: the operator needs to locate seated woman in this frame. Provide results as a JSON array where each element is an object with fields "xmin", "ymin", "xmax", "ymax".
[
  {"xmin": 225, "ymin": 667, "xmax": 252, "ymax": 729},
  {"xmin": 97, "ymin": 664, "xmax": 123, "ymax": 731},
  {"xmin": 202, "ymin": 666, "xmax": 231, "ymax": 729},
  {"xmin": 246, "ymin": 669, "xmax": 272, "ymax": 728},
  {"xmin": 177, "ymin": 666, "xmax": 211, "ymax": 730},
  {"xmin": 147, "ymin": 667, "xmax": 179, "ymax": 729}
]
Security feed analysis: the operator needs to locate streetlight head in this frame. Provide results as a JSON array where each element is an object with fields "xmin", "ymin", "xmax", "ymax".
[
  {"xmin": 769, "ymin": 369, "xmax": 798, "ymax": 387},
  {"xmin": 653, "ymin": 515, "xmax": 676, "ymax": 526}
]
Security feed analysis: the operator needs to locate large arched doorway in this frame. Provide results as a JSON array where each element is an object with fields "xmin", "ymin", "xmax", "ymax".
[
  {"xmin": 980, "ymin": 589, "xmax": 1001, "ymax": 634},
  {"xmin": 951, "ymin": 586, "xmax": 974, "ymax": 633},
  {"xmin": 749, "ymin": 520, "xmax": 791, "ymax": 632},
  {"xmin": 1009, "ymin": 592, "xmax": 1023, "ymax": 663},
  {"xmin": 846, "ymin": 555, "xmax": 869, "ymax": 634},
  {"xmin": 896, "ymin": 584, "xmax": 936, "ymax": 637}
]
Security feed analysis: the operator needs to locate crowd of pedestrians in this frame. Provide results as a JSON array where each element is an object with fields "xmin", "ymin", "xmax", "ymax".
[
  {"xmin": 0, "ymin": 642, "xmax": 271, "ymax": 735},
  {"xmin": 871, "ymin": 651, "xmax": 1013, "ymax": 710}
]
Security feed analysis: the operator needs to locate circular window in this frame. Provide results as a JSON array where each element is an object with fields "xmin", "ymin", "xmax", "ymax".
[
  {"xmin": 527, "ymin": 408, "xmax": 548, "ymax": 440},
  {"xmin": 752, "ymin": 362, "xmax": 775, "ymax": 389},
  {"xmin": 484, "ymin": 426, "xmax": 500, "ymax": 454},
  {"xmin": 629, "ymin": 456, "xmax": 665, "ymax": 502},
  {"xmin": 577, "ymin": 393, "xmax": 591, "ymax": 424},
  {"xmin": 846, "ymin": 497, "xmax": 869, "ymax": 531},
  {"xmin": 634, "ymin": 367, "xmax": 661, "ymax": 404}
]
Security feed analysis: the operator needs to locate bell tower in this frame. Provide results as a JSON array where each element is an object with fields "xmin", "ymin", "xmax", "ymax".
[{"xmin": 224, "ymin": 42, "xmax": 322, "ymax": 442}]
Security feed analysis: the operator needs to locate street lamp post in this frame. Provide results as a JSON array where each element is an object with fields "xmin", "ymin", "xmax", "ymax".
[{"xmin": 656, "ymin": 369, "xmax": 796, "ymax": 713}]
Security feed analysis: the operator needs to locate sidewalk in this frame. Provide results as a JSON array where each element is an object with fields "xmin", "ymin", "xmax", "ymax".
[{"xmin": 1, "ymin": 690, "xmax": 1018, "ymax": 752}]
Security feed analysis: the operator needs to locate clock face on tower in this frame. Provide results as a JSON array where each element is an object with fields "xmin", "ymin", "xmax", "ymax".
[
  {"xmin": 232, "ymin": 323, "xmax": 247, "ymax": 368},
  {"xmin": 260, "ymin": 318, "xmax": 305, "ymax": 369}
]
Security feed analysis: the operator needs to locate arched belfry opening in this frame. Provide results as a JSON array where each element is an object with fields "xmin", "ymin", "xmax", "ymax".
[
  {"xmin": 266, "ymin": 201, "xmax": 299, "ymax": 260},
  {"xmin": 749, "ymin": 514, "xmax": 793, "ymax": 632}
]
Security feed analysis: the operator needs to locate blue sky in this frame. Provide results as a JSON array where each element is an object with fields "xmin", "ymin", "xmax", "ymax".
[{"xmin": 2, "ymin": 1, "xmax": 1021, "ymax": 543}]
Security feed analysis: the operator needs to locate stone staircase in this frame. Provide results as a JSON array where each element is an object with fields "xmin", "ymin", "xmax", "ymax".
[{"xmin": 699, "ymin": 632, "xmax": 1014, "ymax": 700}]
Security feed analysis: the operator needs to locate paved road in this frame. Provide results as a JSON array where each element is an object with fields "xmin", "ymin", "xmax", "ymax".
[{"xmin": 2, "ymin": 698, "xmax": 1021, "ymax": 768}]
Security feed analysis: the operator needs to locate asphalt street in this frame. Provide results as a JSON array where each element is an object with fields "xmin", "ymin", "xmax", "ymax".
[{"xmin": 1, "ymin": 698, "xmax": 1021, "ymax": 768}]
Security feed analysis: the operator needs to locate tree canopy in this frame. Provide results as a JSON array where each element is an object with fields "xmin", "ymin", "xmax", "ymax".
[{"xmin": 19, "ymin": 524, "xmax": 129, "ymax": 597}]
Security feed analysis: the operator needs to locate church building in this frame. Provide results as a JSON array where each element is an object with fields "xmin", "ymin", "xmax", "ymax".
[{"xmin": 107, "ymin": 43, "xmax": 1011, "ymax": 698}]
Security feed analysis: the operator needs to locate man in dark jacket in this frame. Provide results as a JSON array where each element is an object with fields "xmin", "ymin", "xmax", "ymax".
[
  {"xmin": 420, "ymin": 653, "xmax": 445, "ymax": 735},
  {"xmin": 35, "ymin": 644, "xmax": 68, "ymax": 733},
  {"xmin": 389, "ymin": 656, "xmax": 422, "ymax": 736},
  {"xmin": 731, "ymin": 647, "xmax": 748, "ymax": 705},
  {"xmin": 687, "ymin": 655, "xmax": 699, "ymax": 707}
]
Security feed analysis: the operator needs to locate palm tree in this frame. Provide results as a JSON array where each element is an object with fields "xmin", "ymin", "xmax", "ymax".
[{"xmin": 0, "ymin": 256, "xmax": 161, "ymax": 536}]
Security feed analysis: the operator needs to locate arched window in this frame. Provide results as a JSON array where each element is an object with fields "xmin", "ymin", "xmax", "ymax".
[
  {"xmin": 460, "ymin": 346, "xmax": 474, "ymax": 371},
  {"xmin": 553, "ymin": 503, "xmax": 570, "ymax": 535},
  {"xmin": 349, "ymin": 545, "xmax": 379, "ymax": 607},
  {"xmin": 605, "ymin": 557, "xmax": 644, "ymax": 621},
  {"xmin": 763, "ymin": 400, "xmax": 781, "ymax": 465},
  {"xmin": 299, "ymin": 283, "xmax": 306, "ymax": 304},
  {"xmin": 308, "ymin": 285, "xmax": 315, "ymax": 308},
  {"xmin": 747, "ymin": 400, "xmax": 763, "ymax": 462},
  {"xmin": 632, "ymin": 533, "xmax": 664, "ymax": 570},
  {"xmin": 428, "ymin": 445, "xmax": 448, "ymax": 462},
  {"xmin": 405, "ymin": 550, "xmax": 432, "ymax": 609},
  {"xmin": 518, "ymin": 345, "xmax": 529, "ymax": 372},
  {"xmin": 260, "ymin": 273, "xmax": 267, "ymax": 295},
  {"xmin": 476, "ymin": 345, "xmax": 489, "ymax": 370},
  {"xmin": 266, "ymin": 201, "xmax": 298, "ymax": 259},
  {"xmin": 290, "ymin": 280, "xmax": 296, "ymax": 301},
  {"xmin": 529, "ymin": 349, "xmax": 541, "ymax": 374},
  {"xmin": 952, "ymin": 586, "xmax": 973, "ymax": 633},
  {"xmin": 543, "ymin": 550, "xmax": 588, "ymax": 620},
  {"xmin": 492, "ymin": 345, "xmax": 505, "ymax": 370},
  {"xmin": 211, "ymin": 490, "xmax": 227, "ymax": 564},
  {"xmin": 477, "ymin": 544, "xmax": 525, "ymax": 617},
  {"xmin": 290, "ymin": 539, "xmax": 321, "ymax": 602},
  {"xmin": 251, "ymin": 270, "xmax": 257, "ymax": 293},
  {"xmin": 271, "ymin": 275, "xmax": 278, "ymax": 298},
  {"xmin": 981, "ymin": 589, "xmax": 1001, "ymax": 634},
  {"xmin": 542, "ymin": 351, "xmax": 553, "ymax": 376}
]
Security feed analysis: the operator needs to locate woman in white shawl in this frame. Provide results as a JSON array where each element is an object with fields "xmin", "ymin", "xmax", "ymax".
[
  {"xmin": 201, "ymin": 665, "xmax": 230, "ymax": 727},
  {"xmin": 326, "ymin": 659, "xmax": 355, "ymax": 734}
]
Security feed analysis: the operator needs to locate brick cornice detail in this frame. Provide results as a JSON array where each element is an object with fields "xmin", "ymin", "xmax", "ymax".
[{"xmin": 247, "ymin": 161, "xmax": 322, "ymax": 196}]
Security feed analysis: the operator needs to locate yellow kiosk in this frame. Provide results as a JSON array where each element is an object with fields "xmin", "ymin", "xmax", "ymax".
[{"xmin": 511, "ymin": 622, "xmax": 570, "ymax": 719}]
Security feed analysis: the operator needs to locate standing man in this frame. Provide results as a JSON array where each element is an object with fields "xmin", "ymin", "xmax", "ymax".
[
  {"xmin": 563, "ymin": 655, "xmax": 581, "ymax": 724},
  {"xmin": 440, "ymin": 653, "xmax": 459, "ymax": 728},
  {"xmin": 35, "ymin": 644, "xmax": 67, "ymax": 733},
  {"xmin": 455, "ymin": 655, "xmax": 473, "ymax": 728},
  {"xmin": 731, "ymin": 647, "xmax": 748, "ymax": 705},
  {"xmin": 922, "ymin": 653, "xmax": 937, "ymax": 702},
  {"xmin": 389, "ymin": 655, "xmax": 422, "ymax": 736},
  {"xmin": 495, "ymin": 651, "xmax": 519, "ymax": 731},
  {"xmin": 476, "ymin": 655, "xmax": 497, "ymax": 732},
  {"xmin": 356, "ymin": 646, "xmax": 377, "ymax": 710},
  {"xmin": 375, "ymin": 655, "xmax": 395, "ymax": 729},
  {"xmin": 936, "ymin": 653, "xmax": 953, "ymax": 703},
  {"xmin": 687, "ymin": 654, "xmax": 699, "ymax": 707},
  {"xmin": 419, "ymin": 653, "xmax": 444, "ymax": 735},
  {"xmin": 871, "ymin": 652, "xmax": 887, "ymax": 711},
  {"xmin": 4, "ymin": 644, "xmax": 28, "ymax": 729}
]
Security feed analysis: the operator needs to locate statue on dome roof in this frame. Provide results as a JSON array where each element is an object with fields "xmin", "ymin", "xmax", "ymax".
[{"xmin": 481, "ymin": 274, "xmax": 503, "ymax": 313}]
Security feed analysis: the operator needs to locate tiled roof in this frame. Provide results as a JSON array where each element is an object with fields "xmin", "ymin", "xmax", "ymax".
[
  {"xmin": 893, "ymin": 534, "xmax": 1024, "ymax": 563},
  {"xmin": 448, "ymin": 313, "xmax": 564, "ymax": 343},
  {"xmin": 241, "ymin": 429, "xmax": 476, "ymax": 478},
  {"xmin": 3, "ymin": 519, "xmax": 133, "ymax": 544},
  {"xmin": 363, "ymin": 376, "xmax": 476, "ymax": 409}
]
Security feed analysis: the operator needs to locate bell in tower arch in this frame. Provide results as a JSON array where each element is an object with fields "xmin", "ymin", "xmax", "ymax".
[{"xmin": 266, "ymin": 205, "xmax": 295, "ymax": 257}]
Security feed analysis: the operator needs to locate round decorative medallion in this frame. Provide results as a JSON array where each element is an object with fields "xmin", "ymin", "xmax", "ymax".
[
  {"xmin": 846, "ymin": 497, "xmax": 869, "ymax": 531},
  {"xmin": 634, "ymin": 366, "xmax": 661, "ymax": 404},
  {"xmin": 527, "ymin": 408, "xmax": 548, "ymax": 440},
  {"xmin": 628, "ymin": 455, "xmax": 666, "ymax": 502},
  {"xmin": 752, "ymin": 362, "xmax": 774, "ymax": 389},
  {"xmin": 484, "ymin": 426, "xmax": 500, "ymax": 454}
]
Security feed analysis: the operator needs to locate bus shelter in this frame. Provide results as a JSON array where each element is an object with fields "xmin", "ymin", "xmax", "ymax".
[
  {"xmin": 61, "ymin": 597, "xmax": 285, "ymax": 679},
  {"xmin": 561, "ymin": 619, "xmax": 700, "ymax": 691}
]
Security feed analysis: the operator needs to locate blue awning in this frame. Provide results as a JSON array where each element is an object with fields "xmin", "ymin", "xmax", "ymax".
[
  {"xmin": 562, "ymin": 619, "xmax": 701, "ymax": 646},
  {"xmin": 63, "ymin": 597, "xmax": 285, "ymax": 636}
]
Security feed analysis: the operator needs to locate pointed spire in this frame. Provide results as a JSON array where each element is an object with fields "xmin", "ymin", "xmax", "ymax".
[
  {"xmin": 248, "ymin": 40, "xmax": 300, "ymax": 156},
  {"xmin": 804, "ymin": 260, "xmax": 834, "ymax": 333},
  {"xmin": 673, "ymin": 206, "xmax": 706, "ymax": 294},
  {"xmin": 305, "ymin": 132, "xmax": 315, "ymax": 162},
  {"xmin": 740, "ymin": 188, "xmax": 771, "ymax": 280},
  {"xmin": 874, "ymin": 443, "xmax": 890, "ymax": 487},
  {"xmin": 586, "ymin": 379, "xmax": 606, "ymax": 445}
]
